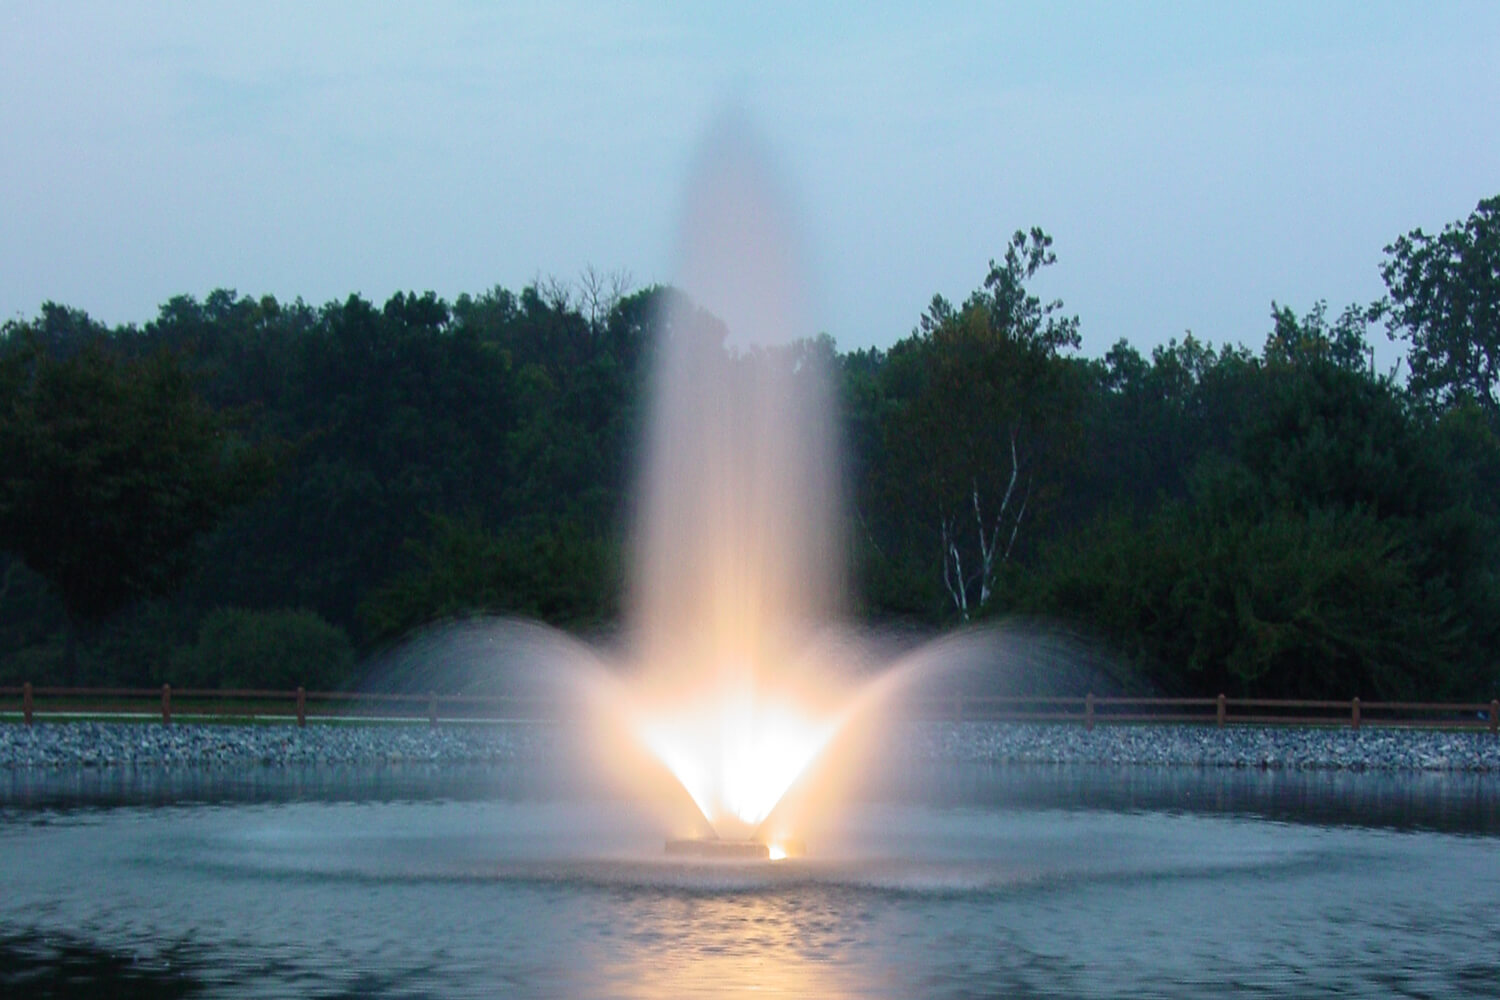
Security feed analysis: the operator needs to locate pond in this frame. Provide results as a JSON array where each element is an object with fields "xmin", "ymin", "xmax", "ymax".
[{"xmin": 2, "ymin": 758, "xmax": 1497, "ymax": 998}]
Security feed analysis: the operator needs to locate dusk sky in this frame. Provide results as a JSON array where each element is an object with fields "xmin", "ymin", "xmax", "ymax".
[{"xmin": 3, "ymin": 2, "xmax": 1497, "ymax": 364}]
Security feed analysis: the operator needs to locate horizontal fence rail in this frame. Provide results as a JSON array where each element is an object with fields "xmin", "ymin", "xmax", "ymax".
[
  {"xmin": 0, "ymin": 683, "xmax": 1496, "ymax": 733},
  {"xmin": 923, "ymin": 693, "xmax": 1499, "ymax": 732}
]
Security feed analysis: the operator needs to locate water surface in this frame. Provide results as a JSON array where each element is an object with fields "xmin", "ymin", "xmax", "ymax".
[{"xmin": 1, "ymin": 761, "xmax": 1496, "ymax": 998}]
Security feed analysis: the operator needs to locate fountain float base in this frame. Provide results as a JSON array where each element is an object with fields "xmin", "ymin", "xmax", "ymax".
[{"xmin": 664, "ymin": 839, "xmax": 806, "ymax": 861}]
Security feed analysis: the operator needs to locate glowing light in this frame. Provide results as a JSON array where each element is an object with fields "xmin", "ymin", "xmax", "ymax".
[
  {"xmin": 767, "ymin": 844, "xmax": 788, "ymax": 861},
  {"xmin": 633, "ymin": 686, "xmax": 837, "ymax": 841}
]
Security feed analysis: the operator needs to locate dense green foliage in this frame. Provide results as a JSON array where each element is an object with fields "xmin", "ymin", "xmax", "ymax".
[
  {"xmin": 170, "ymin": 608, "xmax": 355, "ymax": 691},
  {"xmin": 2, "ymin": 199, "xmax": 1498, "ymax": 699},
  {"xmin": 1375, "ymin": 195, "xmax": 1500, "ymax": 418},
  {"xmin": 861, "ymin": 230, "xmax": 1085, "ymax": 621},
  {"xmin": 358, "ymin": 513, "xmax": 619, "ymax": 643},
  {"xmin": 0, "ymin": 313, "xmax": 275, "ymax": 677}
]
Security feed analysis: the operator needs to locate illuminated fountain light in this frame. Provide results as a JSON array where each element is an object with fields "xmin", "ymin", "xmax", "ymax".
[{"xmin": 634, "ymin": 693, "xmax": 836, "ymax": 839}]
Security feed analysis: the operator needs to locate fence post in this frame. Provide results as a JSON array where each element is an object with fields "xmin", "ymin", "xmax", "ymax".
[
  {"xmin": 428, "ymin": 692, "xmax": 438, "ymax": 727},
  {"xmin": 1350, "ymin": 696, "xmax": 1360, "ymax": 731},
  {"xmin": 1085, "ymin": 692, "xmax": 1095, "ymax": 732},
  {"xmin": 1490, "ymin": 700, "xmax": 1498, "ymax": 736},
  {"xmin": 23, "ymin": 681, "xmax": 33, "ymax": 726},
  {"xmin": 161, "ymin": 683, "xmax": 172, "ymax": 725},
  {"xmin": 1216, "ymin": 693, "xmax": 1226, "ymax": 728},
  {"xmin": 296, "ymin": 686, "xmax": 306, "ymax": 728}
]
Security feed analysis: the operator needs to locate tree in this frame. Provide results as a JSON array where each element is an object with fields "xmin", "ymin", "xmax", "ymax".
[
  {"xmin": 576, "ymin": 265, "xmax": 633, "ymax": 337},
  {"xmin": 1026, "ymin": 311, "xmax": 1500, "ymax": 699},
  {"xmin": 169, "ymin": 608, "xmax": 354, "ymax": 690},
  {"xmin": 880, "ymin": 230, "xmax": 1083, "ymax": 620},
  {"xmin": 356, "ymin": 513, "xmax": 619, "ymax": 644},
  {"xmin": 1025, "ymin": 473, "xmax": 1463, "ymax": 699},
  {"xmin": 1070, "ymin": 334, "xmax": 1259, "ymax": 524},
  {"xmin": 1265, "ymin": 300, "xmax": 1373, "ymax": 374},
  {"xmin": 0, "ymin": 324, "xmax": 275, "ymax": 678},
  {"xmin": 1375, "ymin": 195, "xmax": 1500, "ymax": 418}
]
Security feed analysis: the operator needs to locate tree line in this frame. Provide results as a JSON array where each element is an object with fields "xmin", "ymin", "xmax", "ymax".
[{"xmin": 2, "ymin": 197, "xmax": 1497, "ymax": 700}]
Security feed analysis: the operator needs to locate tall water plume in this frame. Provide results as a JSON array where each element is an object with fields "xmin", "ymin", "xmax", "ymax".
[{"xmin": 621, "ymin": 123, "xmax": 851, "ymax": 842}]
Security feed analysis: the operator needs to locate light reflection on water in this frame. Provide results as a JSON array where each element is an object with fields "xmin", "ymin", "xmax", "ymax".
[{"xmin": 1, "ymin": 761, "xmax": 1498, "ymax": 998}]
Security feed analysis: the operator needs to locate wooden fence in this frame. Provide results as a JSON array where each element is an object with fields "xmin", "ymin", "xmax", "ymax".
[
  {"xmin": 944, "ymin": 693, "xmax": 1498, "ymax": 732},
  {"xmin": 0, "ymin": 684, "xmax": 557, "ymax": 727},
  {"xmin": 1, "ymin": 683, "xmax": 1496, "ymax": 732}
]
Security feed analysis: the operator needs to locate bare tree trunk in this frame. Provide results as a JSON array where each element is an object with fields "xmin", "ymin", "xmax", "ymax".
[
  {"xmin": 941, "ymin": 516, "xmax": 969, "ymax": 621},
  {"xmin": 957, "ymin": 428, "xmax": 1034, "ymax": 615},
  {"xmin": 578, "ymin": 265, "xmax": 633, "ymax": 337}
]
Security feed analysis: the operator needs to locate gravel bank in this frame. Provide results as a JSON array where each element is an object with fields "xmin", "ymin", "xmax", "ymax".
[
  {"xmin": 908, "ymin": 721, "xmax": 1500, "ymax": 772},
  {"xmin": 1, "ymin": 719, "xmax": 1497, "ymax": 771},
  {"xmin": 0, "ymin": 721, "xmax": 560, "ymax": 769}
]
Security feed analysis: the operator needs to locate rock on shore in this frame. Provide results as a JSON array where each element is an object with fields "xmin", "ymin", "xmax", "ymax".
[
  {"xmin": 0, "ymin": 720, "xmax": 558, "ymax": 769},
  {"xmin": 1, "ymin": 719, "xmax": 1496, "ymax": 771},
  {"xmin": 907, "ymin": 721, "xmax": 1500, "ymax": 772}
]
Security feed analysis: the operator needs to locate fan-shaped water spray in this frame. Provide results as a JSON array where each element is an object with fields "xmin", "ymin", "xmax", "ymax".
[{"xmin": 367, "ymin": 119, "xmax": 1036, "ymax": 856}]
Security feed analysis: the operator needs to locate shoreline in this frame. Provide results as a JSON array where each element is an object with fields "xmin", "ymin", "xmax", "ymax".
[{"xmin": 1, "ymin": 719, "xmax": 1496, "ymax": 772}]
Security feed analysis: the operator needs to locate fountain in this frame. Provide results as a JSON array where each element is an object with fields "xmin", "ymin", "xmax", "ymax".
[
  {"xmin": 371, "ymin": 119, "xmax": 1011, "ymax": 859},
  {"xmin": 598, "ymin": 122, "xmax": 869, "ymax": 859}
]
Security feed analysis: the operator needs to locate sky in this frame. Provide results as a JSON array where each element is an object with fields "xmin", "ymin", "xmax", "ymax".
[{"xmin": 3, "ymin": 2, "xmax": 1498, "ymax": 364}]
